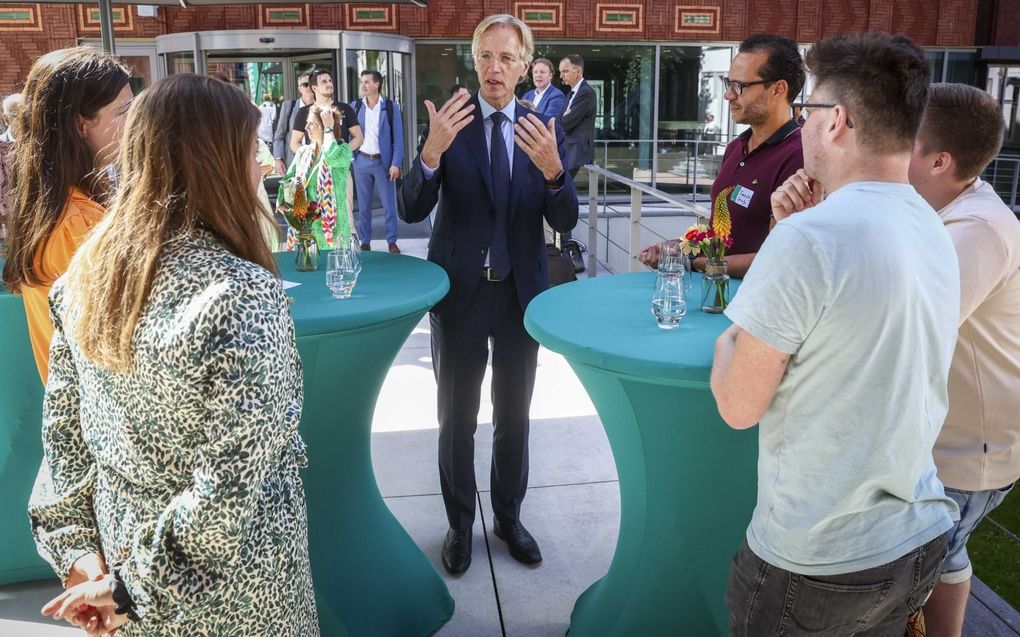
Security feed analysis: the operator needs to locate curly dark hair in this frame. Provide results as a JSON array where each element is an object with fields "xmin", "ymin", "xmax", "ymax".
[{"xmin": 738, "ymin": 34, "xmax": 805, "ymax": 105}]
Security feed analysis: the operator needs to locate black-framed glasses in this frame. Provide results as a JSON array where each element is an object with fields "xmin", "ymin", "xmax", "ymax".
[
  {"xmin": 791, "ymin": 102, "xmax": 855, "ymax": 128},
  {"xmin": 299, "ymin": 82, "xmax": 310, "ymax": 88},
  {"xmin": 721, "ymin": 77, "xmax": 773, "ymax": 96}
]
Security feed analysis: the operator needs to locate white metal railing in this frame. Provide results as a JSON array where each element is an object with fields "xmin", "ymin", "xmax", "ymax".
[
  {"xmin": 983, "ymin": 155, "xmax": 1020, "ymax": 212},
  {"xmin": 583, "ymin": 164, "xmax": 708, "ymax": 276}
]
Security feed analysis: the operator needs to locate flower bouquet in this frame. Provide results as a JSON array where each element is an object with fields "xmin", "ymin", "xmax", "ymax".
[
  {"xmin": 281, "ymin": 178, "xmax": 322, "ymax": 271},
  {"xmin": 680, "ymin": 186, "xmax": 734, "ymax": 313}
]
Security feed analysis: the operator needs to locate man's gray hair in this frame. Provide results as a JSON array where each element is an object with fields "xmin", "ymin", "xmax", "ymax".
[{"xmin": 471, "ymin": 14, "xmax": 535, "ymax": 67}]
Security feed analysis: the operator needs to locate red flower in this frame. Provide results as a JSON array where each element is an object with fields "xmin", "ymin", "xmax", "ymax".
[
  {"xmin": 684, "ymin": 228, "xmax": 699, "ymax": 241},
  {"xmin": 308, "ymin": 201, "xmax": 319, "ymax": 212}
]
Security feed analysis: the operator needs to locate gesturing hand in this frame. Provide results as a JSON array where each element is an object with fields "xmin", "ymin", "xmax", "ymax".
[
  {"xmin": 771, "ymin": 169, "xmax": 823, "ymax": 222},
  {"xmin": 513, "ymin": 115, "xmax": 563, "ymax": 181},
  {"xmin": 420, "ymin": 91, "xmax": 475, "ymax": 169}
]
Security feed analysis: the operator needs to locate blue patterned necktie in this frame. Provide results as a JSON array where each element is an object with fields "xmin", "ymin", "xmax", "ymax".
[{"xmin": 489, "ymin": 111, "xmax": 511, "ymax": 278}]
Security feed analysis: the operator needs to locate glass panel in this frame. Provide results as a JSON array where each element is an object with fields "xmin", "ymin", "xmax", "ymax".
[
  {"xmin": 945, "ymin": 50, "xmax": 979, "ymax": 86},
  {"xmin": 657, "ymin": 45, "xmax": 732, "ymax": 196},
  {"xmin": 413, "ymin": 43, "xmax": 477, "ymax": 135},
  {"xmin": 120, "ymin": 55, "xmax": 152, "ymax": 93},
  {"xmin": 533, "ymin": 45, "xmax": 656, "ymax": 189},
  {"xmin": 390, "ymin": 53, "xmax": 407, "ymax": 114},
  {"xmin": 205, "ymin": 62, "xmax": 249, "ymax": 94},
  {"xmin": 289, "ymin": 57, "xmax": 334, "ymax": 101},
  {"xmin": 166, "ymin": 52, "xmax": 194, "ymax": 75},
  {"xmin": 346, "ymin": 49, "xmax": 389, "ymax": 105},
  {"xmin": 925, "ymin": 49, "xmax": 945, "ymax": 83}
]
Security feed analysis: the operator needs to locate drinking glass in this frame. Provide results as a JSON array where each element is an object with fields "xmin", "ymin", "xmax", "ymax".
[
  {"xmin": 658, "ymin": 240, "xmax": 694, "ymax": 294},
  {"xmin": 651, "ymin": 270, "xmax": 686, "ymax": 329},
  {"xmin": 326, "ymin": 241, "xmax": 362, "ymax": 299},
  {"xmin": 658, "ymin": 240, "xmax": 681, "ymax": 273}
]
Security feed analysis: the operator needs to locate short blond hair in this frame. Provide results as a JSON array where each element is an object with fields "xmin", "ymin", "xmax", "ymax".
[{"xmin": 471, "ymin": 14, "xmax": 535, "ymax": 66}]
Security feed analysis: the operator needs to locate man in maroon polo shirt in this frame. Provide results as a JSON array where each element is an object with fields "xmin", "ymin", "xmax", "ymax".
[{"xmin": 641, "ymin": 34, "xmax": 804, "ymax": 278}]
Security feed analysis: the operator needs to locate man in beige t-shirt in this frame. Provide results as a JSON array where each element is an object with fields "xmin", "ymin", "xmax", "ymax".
[{"xmin": 909, "ymin": 83, "xmax": 1020, "ymax": 637}]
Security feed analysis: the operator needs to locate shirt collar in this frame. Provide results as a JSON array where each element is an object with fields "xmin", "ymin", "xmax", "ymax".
[
  {"xmin": 478, "ymin": 95, "xmax": 517, "ymax": 123},
  {"xmin": 740, "ymin": 118, "xmax": 799, "ymax": 148}
]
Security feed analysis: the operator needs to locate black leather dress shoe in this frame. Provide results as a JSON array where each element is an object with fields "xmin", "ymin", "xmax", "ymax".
[
  {"xmin": 493, "ymin": 518, "xmax": 542, "ymax": 564},
  {"xmin": 441, "ymin": 528, "xmax": 472, "ymax": 575}
]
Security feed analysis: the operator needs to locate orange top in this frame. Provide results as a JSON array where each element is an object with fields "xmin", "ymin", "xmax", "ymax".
[{"xmin": 22, "ymin": 187, "xmax": 105, "ymax": 384}]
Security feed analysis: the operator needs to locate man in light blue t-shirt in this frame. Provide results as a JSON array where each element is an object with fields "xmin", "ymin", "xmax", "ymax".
[{"xmin": 712, "ymin": 33, "xmax": 960, "ymax": 636}]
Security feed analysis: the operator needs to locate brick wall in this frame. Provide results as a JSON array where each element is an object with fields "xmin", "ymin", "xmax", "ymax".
[{"xmin": 0, "ymin": 0, "xmax": 1002, "ymax": 95}]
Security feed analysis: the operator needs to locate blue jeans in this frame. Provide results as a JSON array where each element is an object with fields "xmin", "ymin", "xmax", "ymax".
[
  {"xmin": 726, "ymin": 534, "xmax": 947, "ymax": 636},
  {"xmin": 353, "ymin": 155, "xmax": 399, "ymax": 245},
  {"xmin": 940, "ymin": 483, "xmax": 1014, "ymax": 584}
]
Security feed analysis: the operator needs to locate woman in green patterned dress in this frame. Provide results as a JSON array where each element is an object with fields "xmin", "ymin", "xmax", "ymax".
[
  {"xmin": 32, "ymin": 74, "xmax": 319, "ymax": 636},
  {"xmin": 278, "ymin": 104, "xmax": 354, "ymax": 250}
]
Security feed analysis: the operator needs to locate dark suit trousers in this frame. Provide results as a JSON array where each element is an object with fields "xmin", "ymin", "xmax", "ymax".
[{"xmin": 430, "ymin": 275, "xmax": 539, "ymax": 532}]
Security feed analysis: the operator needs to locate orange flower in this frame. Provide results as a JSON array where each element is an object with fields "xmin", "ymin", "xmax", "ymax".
[
  {"xmin": 713, "ymin": 187, "xmax": 733, "ymax": 239},
  {"xmin": 293, "ymin": 178, "xmax": 308, "ymax": 221}
]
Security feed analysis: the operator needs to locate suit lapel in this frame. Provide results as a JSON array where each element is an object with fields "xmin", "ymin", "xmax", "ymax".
[
  {"xmin": 509, "ymin": 102, "xmax": 530, "ymax": 220},
  {"xmin": 464, "ymin": 95, "xmax": 495, "ymax": 211}
]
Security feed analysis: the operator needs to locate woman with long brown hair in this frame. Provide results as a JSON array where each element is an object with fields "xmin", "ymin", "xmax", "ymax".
[
  {"xmin": 31, "ymin": 74, "xmax": 318, "ymax": 635},
  {"xmin": 1, "ymin": 47, "xmax": 132, "ymax": 384}
]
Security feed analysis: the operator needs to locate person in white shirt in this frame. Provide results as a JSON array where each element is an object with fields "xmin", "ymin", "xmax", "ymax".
[
  {"xmin": 257, "ymin": 93, "xmax": 276, "ymax": 144},
  {"xmin": 908, "ymin": 82, "xmax": 1020, "ymax": 637},
  {"xmin": 352, "ymin": 70, "xmax": 404, "ymax": 253}
]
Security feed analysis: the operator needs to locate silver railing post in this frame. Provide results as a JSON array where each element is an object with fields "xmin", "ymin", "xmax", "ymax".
[
  {"xmin": 630, "ymin": 186, "xmax": 643, "ymax": 272},
  {"xmin": 1012, "ymin": 160, "xmax": 1019, "ymax": 210},
  {"xmin": 587, "ymin": 166, "xmax": 599, "ymax": 277},
  {"xmin": 692, "ymin": 137, "xmax": 700, "ymax": 201}
]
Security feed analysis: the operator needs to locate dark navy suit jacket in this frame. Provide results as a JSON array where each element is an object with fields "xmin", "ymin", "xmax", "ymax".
[
  {"xmin": 400, "ymin": 95, "xmax": 579, "ymax": 318},
  {"xmin": 522, "ymin": 85, "xmax": 566, "ymax": 121}
]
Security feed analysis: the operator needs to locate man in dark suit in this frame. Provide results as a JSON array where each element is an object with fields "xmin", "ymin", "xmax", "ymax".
[
  {"xmin": 401, "ymin": 14, "xmax": 578, "ymax": 576},
  {"xmin": 522, "ymin": 58, "xmax": 565, "ymax": 121},
  {"xmin": 558, "ymin": 54, "xmax": 597, "ymax": 179}
]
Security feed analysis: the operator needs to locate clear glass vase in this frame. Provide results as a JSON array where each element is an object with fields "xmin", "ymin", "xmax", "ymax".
[
  {"xmin": 295, "ymin": 232, "xmax": 319, "ymax": 272},
  {"xmin": 701, "ymin": 259, "xmax": 731, "ymax": 314}
]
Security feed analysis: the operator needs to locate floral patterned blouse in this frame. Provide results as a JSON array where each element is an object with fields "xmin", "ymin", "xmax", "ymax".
[{"xmin": 29, "ymin": 229, "xmax": 319, "ymax": 636}]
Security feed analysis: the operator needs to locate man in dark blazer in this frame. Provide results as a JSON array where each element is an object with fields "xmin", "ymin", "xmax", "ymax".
[
  {"xmin": 522, "ymin": 58, "xmax": 566, "ymax": 121},
  {"xmin": 401, "ymin": 14, "xmax": 578, "ymax": 576},
  {"xmin": 558, "ymin": 54, "xmax": 597, "ymax": 178}
]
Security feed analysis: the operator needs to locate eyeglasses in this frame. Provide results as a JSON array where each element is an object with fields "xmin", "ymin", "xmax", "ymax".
[
  {"xmin": 299, "ymin": 82, "xmax": 310, "ymax": 88},
  {"xmin": 475, "ymin": 51, "xmax": 523, "ymax": 70},
  {"xmin": 721, "ymin": 77, "xmax": 773, "ymax": 97},
  {"xmin": 792, "ymin": 102, "xmax": 855, "ymax": 128}
]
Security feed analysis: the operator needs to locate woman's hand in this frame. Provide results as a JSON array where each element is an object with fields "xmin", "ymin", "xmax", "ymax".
[
  {"xmin": 67, "ymin": 553, "xmax": 107, "ymax": 587},
  {"xmin": 42, "ymin": 574, "xmax": 128, "ymax": 635},
  {"xmin": 320, "ymin": 108, "xmax": 335, "ymax": 132}
]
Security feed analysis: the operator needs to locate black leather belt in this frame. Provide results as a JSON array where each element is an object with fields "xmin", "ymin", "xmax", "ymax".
[
  {"xmin": 481, "ymin": 267, "xmax": 504, "ymax": 282},
  {"xmin": 360, "ymin": 151, "xmax": 381, "ymax": 159}
]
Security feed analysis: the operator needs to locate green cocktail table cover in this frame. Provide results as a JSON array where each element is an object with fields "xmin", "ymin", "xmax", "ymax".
[
  {"xmin": 0, "ymin": 270, "xmax": 54, "ymax": 586},
  {"xmin": 0, "ymin": 252, "xmax": 454, "ymax": 637},
  {"xmin": 279, "ymin": 250, "xmax": 452, "ymax": 637},
  {"xmin": 524, "ymin": 272, "xmax": 758, "ymax": 636}
]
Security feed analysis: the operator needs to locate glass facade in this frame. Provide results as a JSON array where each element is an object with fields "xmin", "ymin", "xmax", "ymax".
[{"xmin": 416, "ymin": 42, "xmax": 715, "ymax": 192}]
